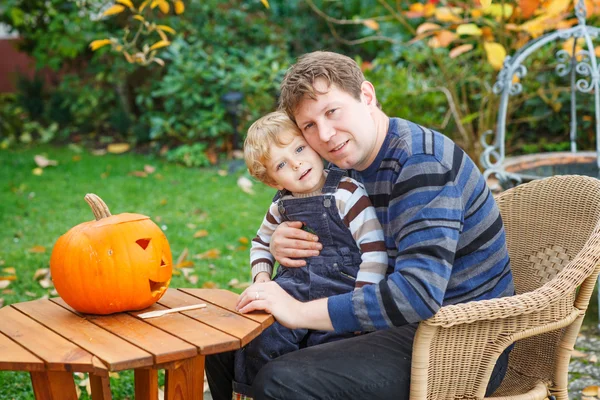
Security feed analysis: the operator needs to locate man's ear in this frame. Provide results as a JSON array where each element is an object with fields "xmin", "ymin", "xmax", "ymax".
[{"xmin": 360, "ymin": 81, "xmax": 377, "ymax": 107}]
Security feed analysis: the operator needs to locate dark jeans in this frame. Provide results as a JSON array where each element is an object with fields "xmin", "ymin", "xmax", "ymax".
[{"xmin": 206, "ymin": 323, "xmax": 510, "ymax": 400}]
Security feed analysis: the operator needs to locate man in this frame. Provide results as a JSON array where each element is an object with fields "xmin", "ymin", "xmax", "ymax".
[{"xmin": 207, "ymin": 51, "xmax": 514, "ymax": 400}]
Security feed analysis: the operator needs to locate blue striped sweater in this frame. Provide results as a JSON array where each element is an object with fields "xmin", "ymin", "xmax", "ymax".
[{"xmin": 327, "ymin": 118, "xmax": 515, "ymax": 332}]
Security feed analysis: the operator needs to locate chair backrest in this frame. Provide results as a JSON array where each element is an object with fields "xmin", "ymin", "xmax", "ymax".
[{"xmin": 492, "ymin": 174, "xmax": 600, "ymax": 396}]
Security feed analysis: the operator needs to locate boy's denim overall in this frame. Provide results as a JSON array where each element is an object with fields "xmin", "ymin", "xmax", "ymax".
[{"xmin": 233, "ymin": 168, "xmax": 364, "ymax": 397}]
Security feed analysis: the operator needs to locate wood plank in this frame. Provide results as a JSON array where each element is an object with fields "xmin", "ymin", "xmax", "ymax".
[
  {"xmin": 0, "ymin": 306, "xmax": 105, "ymax": 374},
  {"xmin": 13, "ymin": 299, "xmax": 153, "ymax": 371},
  {"xmin": 164, "ymin": 355, "xmax": 204, "ymax": 400},
  {"xmin": 180, "ymin": 288, "xmax": 275, "ymax": 328},
  {"xmin": 0, "ymin": 330, "xmax": 45, "ymax": 372},
  {"xmin": 53, "ymin": 297, "xmax": 197, "ymax": 365},
  {"xmin": 89, "ymin": 373, "xmax": 112, "ymax": 400},
  {"xmin": 158, "ymin": 290, "xmax": 262, "ymax": 347},
  {"xmin": 30, "ymin": 370, "xmax": 78, "ymax": 400},
  {"xmin": 130, "ymin": 303, "xmax": 240, "ymax": 355},
  {"xmin": 135, "ymin": 368, "xmax": 159, "ymax": 400}
]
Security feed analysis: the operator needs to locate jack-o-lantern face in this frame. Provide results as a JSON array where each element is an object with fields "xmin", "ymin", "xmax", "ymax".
[{"xmin": 50, "ymin": 194, "xmax": 173, "ymax": 315}]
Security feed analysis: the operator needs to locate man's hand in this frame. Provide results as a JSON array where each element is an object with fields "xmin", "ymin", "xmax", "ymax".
[
  {"xmin": 254, "ymin": 271, "xmax": 271, "ymax": 283},
  {"xmin": 270, "ymin": 221, "xmax": 322, "ymax": 267},
  {"xmin": 236, "ymin": 281, "xmax": 333, "ymax": 331}
]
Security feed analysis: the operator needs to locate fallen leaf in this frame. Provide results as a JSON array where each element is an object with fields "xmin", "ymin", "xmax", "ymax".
[
  {"xmin": 29, "ymin": 245, "xmax": 46, "ymax": 253},
  {"xmin": 39, "ymin": 278, "xmax": 53, "ymax": 289},
  {"xmin": 0, "ymin": 281, "xmax": 11, "ymax": 289},
  {"xmin": 0, "ymin": 276, "xmax": 17, "ymax": 281},
  {"xmin": 34, "ymin": 155, "xmax": 58, "ymax": 168},
  {"xmin": 187, "ymin": 275, "xmax": 199, "ymax": 285},
  {"xmin": 449, "ymin": 44, "xmax": 474, "ymax": 58},
  {"xmin": 572, "ymin": 349, "xmax": 589, "ymax": 358},
  {"xmin": 232, "ymin": 150, "xmax": 244, "ymax": 159},
  {"xmin": 160, "ymin": 199, "xmax": 168, "ymax": 206},
  {"xmin": 129, "ymin": 171, "xmax": 148, "ymax": 178},
  {"xmin": 218, "ymin": 170, "xmax": 228, "ymax": 177},
  {"xmin": 175, "ymin": 248, "xmax": 189, "ymax": 269},
  {"xmin": 2, "ymin": 289, "xmax": 14, "ymax": 295},
  {"xmin": 33, "ymin": 268, "xmax": 49, "ymax": 280},
  {"xmin": 238, "ymin": 237, "xmax": 249, "ymax": 245},
  {"xmin": 175, "ymin": 261, "xmax": 194, "ymax": 269},
  {"xmin": 25, "ymin": 291, "xmax": 37, "ymax": 297},
  {"xmin": 186, "ymin": 223, "xmax": 197, "ymax": 229},
  {"xmin": 180, "ymin": 268, "xmax": 194, "ymax": 278},
  {"xmin": 72, "ymin": 155, "xmax": 82, "ymax": 162},
  {"xmin": 362, "ymin": 19, "xmax": 380, "ymax": 30},
  {"xmin": 484, "ymin": 42, "xmax": 507, "ymax": 70},
  {"xmin": 237, "ymin": 176, "xmax": 255, "ymax": 195},
  {"xmin": 231, "ymin": 281, "xmax": 251, "ymax": 290},
  {"xmin": 202, "ymin": 281, "xmax": 217, "ymax": 289},
  {"xmin": 589, "ymin": 354, "xmax": 598, "ymax": 363},
  {"xmin": 194, "ymin": 230, "xmax": 209, "ymax": 238},
  {"xmin": 582, "ymin": 386, "xmax": 600, "ymax": 396},
  {"xmin": 50, "ymin": 289, "xmax": 58, "ymax": 296},
  {"xmin": 228, "ymin": 278, "xmax": 239, "ymax": 287},
  {"xmin": 32, "ymin": 167, "xmax": 43, "ymax": 176},
  {"xmin": 236, "ymin": 246, "xmax": 248, "ymax": 251},
  {"xmin": 144, "ymin": 165, "xmax": 156, "ymax": 174},
  {"xmin": 195, "ymin": 249, "xmax": 221, "ymax": 260},
  {"xmin": 107, "ymin": 143, "xmax": 130, "ymax": 154},
  {"xmin": 91, "ymin": 149, "xmax": 107, "ymax": 156},
  {"xmin": 3, "ymin": 267, "xmax": 16, "ymax": 274}
]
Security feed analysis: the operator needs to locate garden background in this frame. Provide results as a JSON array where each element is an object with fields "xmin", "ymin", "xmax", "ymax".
[{"xmin": 0, "ymin": 0, "xmax": 599, "ymax": 398}]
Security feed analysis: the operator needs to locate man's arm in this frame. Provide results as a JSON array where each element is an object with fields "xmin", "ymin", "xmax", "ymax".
[{"xmin": 269, "ymin": 221, "xmax": 323, "ymax": 267}]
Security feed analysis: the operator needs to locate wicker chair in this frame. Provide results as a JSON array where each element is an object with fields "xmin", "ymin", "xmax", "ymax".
[{"xmin": 410, "ymin": 175, "xmax": 600, "ymax": 400}]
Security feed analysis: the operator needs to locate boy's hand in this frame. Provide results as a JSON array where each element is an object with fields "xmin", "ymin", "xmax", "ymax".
[{"xmin": 254, "ymin": 272, "xmax": 272, "ymax": 283}]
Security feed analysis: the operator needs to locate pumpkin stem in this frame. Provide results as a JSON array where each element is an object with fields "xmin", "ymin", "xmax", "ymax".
[{"xmin": 84, "ymin": 194, "xmax": 112, "ymax": 220}]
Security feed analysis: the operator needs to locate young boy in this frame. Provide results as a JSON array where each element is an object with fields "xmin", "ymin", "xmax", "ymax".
[{"xmin": 233, "ymin": 111, "xmax": 388, "ymax": 398}]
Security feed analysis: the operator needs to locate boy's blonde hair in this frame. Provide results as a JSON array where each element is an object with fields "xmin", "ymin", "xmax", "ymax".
[
  {"xmin": 279, "ymin": 51, "xmax": 373, "ymax": 121},
  {"xmin": 244, "ymin": 111, "xmax": 302, "ymax": 186}
]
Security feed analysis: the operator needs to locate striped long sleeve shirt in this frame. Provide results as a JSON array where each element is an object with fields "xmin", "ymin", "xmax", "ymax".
[
  {"xmin": 328, "ymin": 118, "xmax": 515, "ymax": 332},
  {"xmin": 250, "ymin": 173, "xmax": 388, "ymax": 287}
]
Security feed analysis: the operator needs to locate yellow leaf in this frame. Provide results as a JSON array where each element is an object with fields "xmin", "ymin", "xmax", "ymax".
[
  {"xmin": 89, "ymin": 39, "xmax": 112, "ymax": 51},
  {"xmin": 456, "ymin": 23, "xmax": 483, "ymax": 36},
  {"xmin": 520, "ymin": 0, "xmax": 540, "ymax": 18},
  {"xmin": 3, "ymin": 267, "xmax": 16, "ymax": 275},
  {"xmin": 156, "ymin": 29, "xmax": 168, "ymax": 41},
  {"xmin": 484, "ymin": 42, "xmax": 507, "ymax": 70},
  {"xmin": 435, "ymin": 7, "xmax": 463, "ymax": 23},
  {"xmin": 449, "ymin": 44, "xmax": 474, "ymax": 58},
  {"xmin": 156, "ymin": 25, "xmax": 176, "ymax": 34},
  {"xmin": 133, "ymin": 15, "xmax": 145, "ymax": 21},
  {"xmin": 582, "ymin": 386, "xmax": 599, "ymax": 397},
  {"xmin": 116, "ymin": 0, "xmax": 134, "ymax": 8},
  {"xmin": 202, "ymin": 281, "xmax": 217, "ymax": 289},
  {"xmin": 261, "ymin": 0, "xmax": 270, "ymax": 9},
  {"xmin": 102, "ymin": 4, "xmax": 126, "ymax": 17},
  {"xmin": 153, "ymin": 57, "xmax": 165, "ymax": 66},
  {"xmin": 428, "ymin": 30, "xmax": 456, "ymax": 48},
  {"xmin": 160, "ymin": 199, "xmax": 168, "ymax": 205},
  {"xmin": 239, "ymin": 237, "xmax": 249, "ymax": 245},
  {"xmin": 519, "ymin": 14, "xmax": 552, "ymax": 37},
  {"xmin": 194, "ymin": 230, "xmax": 209, "ymax": 238},
  {"xmin": 0, "ymin": 276, "xmax": 16, "ymax": 281},
  {"xmin": 471, "ymin": 9, "xmax": 484, "ymax": 18},
  {"xmin": 416, "ymin": 22, "xmax": 441, "ymax": 35},
  {"xmin": 123, "ymin": 51, "xmax": 134, "ymax": 63},
  {"xmin": 480, "ymin": 0, "xmax": 492, "ymax": 8},
  {"xmin": 544, "ymin": 0, "xmax": 571, "ymax": 15},
  {"xmin": 32, "ymin": 167, "xmax": 43, "ymax": 176},
  {"xmin": 139, "ymin": 0, "xmax": 150, "ymax": 12},
  {"xmin": 149, "ymin": 40, "xmax": 170, "ymax": 51},
  {"xmin": 150, "ymin": 0, "xmax": 160, "ymax": 8},
  {"xmin": 174, "ymin": 0, "xmax": 185, "ymax": 14},
  {"xmin": 195, "ymin": 249, "xmax": 221, "ymax": 260},
  {"xmin": 175, "ymin": 260, "xmax": 194, "ymax": 269},
  {"xmin": 362, "ymin": 19, "xmax": 380, "ymax": 30},
  {"xmin": 158, "ymin": 0, "xmax": 169, "ymax": 14},
  {"xmin": 107, "ymin": 143, "xmax": 130, "ymax": 154},
  {"xmin": 483, "ymin": 4, "xmax": 514, "ymax": 19},
  {"xmin": 29, "ymin": 245, "xmax": 47, "ymax": 253}
]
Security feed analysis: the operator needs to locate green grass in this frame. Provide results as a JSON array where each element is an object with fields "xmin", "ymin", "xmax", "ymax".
[{"xmin": 0, "ymin": 144, "xmax": 274, "ymax": 399}]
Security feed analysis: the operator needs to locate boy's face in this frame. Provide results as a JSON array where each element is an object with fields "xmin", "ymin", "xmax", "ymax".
[
  {"xmin": 265, "ymin": 133, "xmax": 325, "ymax": 193},
  {"xmin": 293, "ymin": 79, "xmax": 380, "ymax": 171}
]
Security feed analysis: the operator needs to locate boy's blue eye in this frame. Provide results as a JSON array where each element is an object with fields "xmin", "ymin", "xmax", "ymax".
[
  {"xmin": 295, "ymin": 145, "xmax": 305, "ymax": 153},
  {"xmin": 277, "ymin": 161, "xmax": 286, "ymax": 170}
]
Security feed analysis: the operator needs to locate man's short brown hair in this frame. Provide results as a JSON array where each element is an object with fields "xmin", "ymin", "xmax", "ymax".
[
  {"xmin": 279, "ymin": 51, "xmax": 366, "ymax": 121},
  {"xmin": 244, "ymin": 111, "xmax": 302, "ymax": 186}
]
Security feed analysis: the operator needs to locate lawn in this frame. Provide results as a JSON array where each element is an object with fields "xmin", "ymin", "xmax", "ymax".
[{"xmin": 0, "ymin": 144, "xmax": 274, "ymax": 399}]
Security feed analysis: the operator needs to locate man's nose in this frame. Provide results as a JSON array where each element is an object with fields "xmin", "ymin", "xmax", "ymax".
[{"xmin": 317, "ymin": 123, "xmax": 335, "ymax": 142}]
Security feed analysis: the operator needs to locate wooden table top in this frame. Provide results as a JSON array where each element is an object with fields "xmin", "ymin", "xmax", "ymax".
[{"xmin": 0, "ymin": 288, "xmax": 274, "ymax": 375}]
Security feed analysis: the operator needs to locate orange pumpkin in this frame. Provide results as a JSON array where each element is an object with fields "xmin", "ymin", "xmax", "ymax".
[{"xmin": 50, "ymin": 194, "xmax": 173, "ymax": 315}]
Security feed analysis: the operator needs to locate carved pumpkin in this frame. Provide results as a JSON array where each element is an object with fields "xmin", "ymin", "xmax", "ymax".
[{"xmin": 50, "ymin": 194, "xmax": 173, "ymax": 315}]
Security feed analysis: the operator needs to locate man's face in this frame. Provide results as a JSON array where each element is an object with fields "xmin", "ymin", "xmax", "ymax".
[
  {"xmin": 293, "ymin": 79, "xmax": 379, "ymax": 171},
  {"xmin": 265, "ymin": 133, "xmax": 325, "ymax": 194}
]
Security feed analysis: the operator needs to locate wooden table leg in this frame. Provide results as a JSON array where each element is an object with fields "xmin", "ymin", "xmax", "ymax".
[
  {"xmin": 90, "ymin": 373, "xmax": 112, "ymax": 400},
  {"xmin": 135, "ymin": 368, "xmax": 159, "ymax": 400},
  {"xmin": 165, "ymin": 355, "xmax": 205, "ymax": 400},
  {"xmin": 30, "ymin": 371, "xmax": 78, "ymax": 400}
]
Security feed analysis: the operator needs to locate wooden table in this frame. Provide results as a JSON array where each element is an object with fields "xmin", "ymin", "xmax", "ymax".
[{"xmin": 0, "ymin": 288, "xmax": 274, "ymax": 400}]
